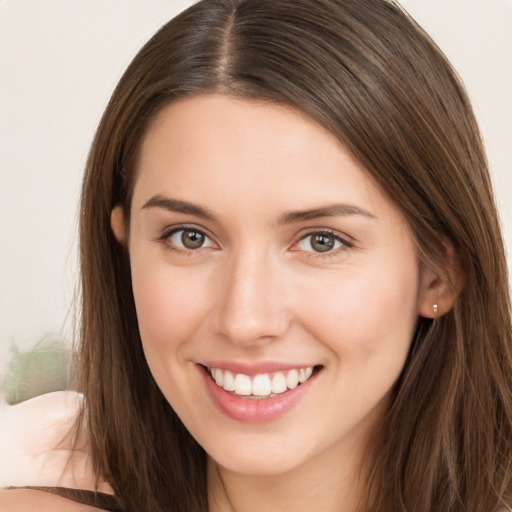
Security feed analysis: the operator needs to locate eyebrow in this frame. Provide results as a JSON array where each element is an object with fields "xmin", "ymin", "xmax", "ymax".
[
  {"xmin": 277, "ymin": 204, "xmax": 375, "ymax": 225},
  {"xmin": 141, "ymin": 194, "xmax": 375, "ymax": 224},
  {"xmin": 141, "ymin": 194, "xmax": 216, "ymax": 220}
]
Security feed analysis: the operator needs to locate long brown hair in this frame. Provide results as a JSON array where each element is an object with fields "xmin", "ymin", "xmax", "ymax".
[{"xmin": 77, "ymin": 0, "xmax": 512, "ymax": 510}]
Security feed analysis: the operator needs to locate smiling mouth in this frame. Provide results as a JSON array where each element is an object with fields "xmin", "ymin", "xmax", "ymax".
[{"xmin": 205, "ymin": 365, "xmax": 322, "ymax": 399}]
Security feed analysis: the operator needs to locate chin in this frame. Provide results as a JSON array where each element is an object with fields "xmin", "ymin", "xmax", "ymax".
[
  {"xmin": 210, "ymin": 451, "xmax": 301, "ymax": 477},
  {"xmin": 202, "ymin": 428, "xmax": 315, "ymax": 477}
]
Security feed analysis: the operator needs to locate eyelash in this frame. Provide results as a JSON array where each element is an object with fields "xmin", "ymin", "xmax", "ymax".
[
  {"xmin": 157, "ymin": 225, "xmax": 353, "ymax": 258},
  {"xmin": 292, "ymin": 229, "xmax": 353, "ymax": 258},
  {"xmin": 158, "ymin": 225, "xmax": 217, "ymax": 255}
]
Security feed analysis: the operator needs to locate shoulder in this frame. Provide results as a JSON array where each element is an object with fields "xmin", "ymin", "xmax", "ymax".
[
  {"xmin": 0, "ymin": 391, "xmax": 112, "ymax": 492},
  {"xmin": 0, "ymin": 488, "xmax": 104, "ymax": 511}
]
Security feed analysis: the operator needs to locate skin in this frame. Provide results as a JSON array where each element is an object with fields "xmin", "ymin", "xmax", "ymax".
[
  {"xmin": 0, "ymin": 489, "xmax": 103, "ymax": 511},
  {"xmin": 0, "ymin": 392, "xmax": 113, "ymax": 511},
  {"xmin": 0, "ymin": 391, "xmax": 112, "ymax": 492},
  {"xmin": 111, "ymin": 94, "xmax": 454, "ymax": 512}
]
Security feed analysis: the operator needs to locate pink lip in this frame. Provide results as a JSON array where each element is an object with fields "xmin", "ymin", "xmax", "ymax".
[
  {"xmin": 198, "ymin": 364, "xmax": 320, "ymax": 423},
  {"xmin": 200, "ymin": 360, "xmax": 315, "ymax": 376}
]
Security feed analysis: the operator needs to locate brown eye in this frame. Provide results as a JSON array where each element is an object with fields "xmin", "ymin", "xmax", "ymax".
[
  {"xmin": 181, "ymin": 229, "xmax": 205, "ymax": 249},
  {"xmin": 165, "ymin": 228, "xmax": 215, "ymax": 251},
  {"xmin": 310, "ymin": 234, "xmax": 335, "ymax": 252},
  {"xmin": 296, "ymin": 232, "xmax": 346, "ymax": 254}
]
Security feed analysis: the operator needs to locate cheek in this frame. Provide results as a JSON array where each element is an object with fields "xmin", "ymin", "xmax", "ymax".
[
  {"xmin": 296, "ymin": 253, "xmax": 420, "ymax": 364},
  {"xmin": 130, "ymin": 259, "xmax": 212, "ymax": 357}
]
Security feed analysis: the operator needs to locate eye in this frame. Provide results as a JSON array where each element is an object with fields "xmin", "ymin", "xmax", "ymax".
[
  {"xmin": 165, "ymin": 228, "xmax": 216, "ymax": 251},
  {"xmin": 296, "ymin": 232, "xmax": 347, "ymax": 253}
]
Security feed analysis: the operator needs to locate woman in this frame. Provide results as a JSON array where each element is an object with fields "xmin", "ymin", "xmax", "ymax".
[{"xmin": 2, "ymin": 0, "xmax": 511, "ymax": 510}]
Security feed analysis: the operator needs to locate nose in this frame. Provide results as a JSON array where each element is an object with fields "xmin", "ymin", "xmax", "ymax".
[{"xmin": 213, "ymin": 251, "xmax": 292, "ymax": 345}]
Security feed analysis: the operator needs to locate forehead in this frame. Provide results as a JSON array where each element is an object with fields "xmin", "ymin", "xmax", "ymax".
[
  {"xmin": 138, "ymin": 94, "xmax": 348, "ymax": 172},
  {"xmin": 132, "ymin": 94, "xmax": 402, "ymax": 226}
]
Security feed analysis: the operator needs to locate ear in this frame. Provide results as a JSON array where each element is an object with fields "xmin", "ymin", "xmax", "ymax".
[
  {"xmin": 417, "ymin": 241, "xmax": 463, "ymax": 319},
  {"xmin": 110, "ymin": 205, "xmax": 126, "ymax": 242}
]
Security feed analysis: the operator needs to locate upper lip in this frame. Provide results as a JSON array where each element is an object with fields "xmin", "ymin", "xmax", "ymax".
[{"xmin": 199, "ymin": 360, "xmax": 319, "ymax": 376}]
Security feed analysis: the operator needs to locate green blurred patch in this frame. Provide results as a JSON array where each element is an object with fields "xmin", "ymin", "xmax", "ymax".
[{"xmin": 2, "ymin": 335, "xmax": 76, "ymax": 405}]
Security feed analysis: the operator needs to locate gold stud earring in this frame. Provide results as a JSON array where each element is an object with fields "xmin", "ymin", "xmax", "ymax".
[{"xmin": 433, "ymin": 303, "xmax": 439, "ymax": 318}]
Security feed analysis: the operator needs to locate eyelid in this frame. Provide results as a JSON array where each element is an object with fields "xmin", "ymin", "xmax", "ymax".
[
  {"xmin": 157, "ymin": 223, "xmax": 219, "ymax": 252},
  {"xmin": 290, "ymin": 228, "xmax": 354, "ymax": 256}
]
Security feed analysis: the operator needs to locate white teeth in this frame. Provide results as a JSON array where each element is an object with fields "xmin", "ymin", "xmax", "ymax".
[
  {"xmin": 223, "ymin": 370, "xmax": 235, "ymax": 392},
  {"xmin": 234, "ymin": 373, "xmax": 252, "ymax": 396},
  {"xmin": 209, "ymin": 366, "xmax": 315, "ymax": 397},
  {"xmin": 286, "ymin": 369, "xmax": 299, "ymax": 389},
  {"xmin": 299, "ymin": 367, "xmax": 313, "ymax": 383},
  {"xmin": 271, "ymin": 372, "xmax": 288, "ymax": 394},
  {"xmin": 252, "ymin": 374, "xmax": 272, "ymax": 396}
]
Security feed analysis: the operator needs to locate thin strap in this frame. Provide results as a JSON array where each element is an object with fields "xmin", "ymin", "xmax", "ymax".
[{"xmin": 6, "ymin": 486, "xmax": 125, "ymax": 511}]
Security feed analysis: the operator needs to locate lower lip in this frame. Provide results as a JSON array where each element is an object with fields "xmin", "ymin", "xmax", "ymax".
[{"xmin": 199, "ymin": 366, "xmax": 319, "ymax": 423}]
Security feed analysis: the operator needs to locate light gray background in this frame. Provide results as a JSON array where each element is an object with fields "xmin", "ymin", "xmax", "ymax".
[{"xmin": 1, "ymin": 0, "xmax": 511, "ymax": 378}]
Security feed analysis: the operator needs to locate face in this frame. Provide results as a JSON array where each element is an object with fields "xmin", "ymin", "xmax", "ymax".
[{"xmin": 120, "ymin": 94, "xmax": 433, "ymax": 478}]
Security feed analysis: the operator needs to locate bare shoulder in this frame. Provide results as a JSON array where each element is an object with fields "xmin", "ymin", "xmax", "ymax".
[
  {"xmin": 0, "ymin": 391, "xmax": 112, "ymax": 492},
  {"xmin": 0, "ymin": 488, "xmax": 104, "ymax": 511}
]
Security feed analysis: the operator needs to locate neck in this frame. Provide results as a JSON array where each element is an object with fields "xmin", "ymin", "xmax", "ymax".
[{"xmin": 207, "ymin": 440, "xmax": 369, "ymax": 512}]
